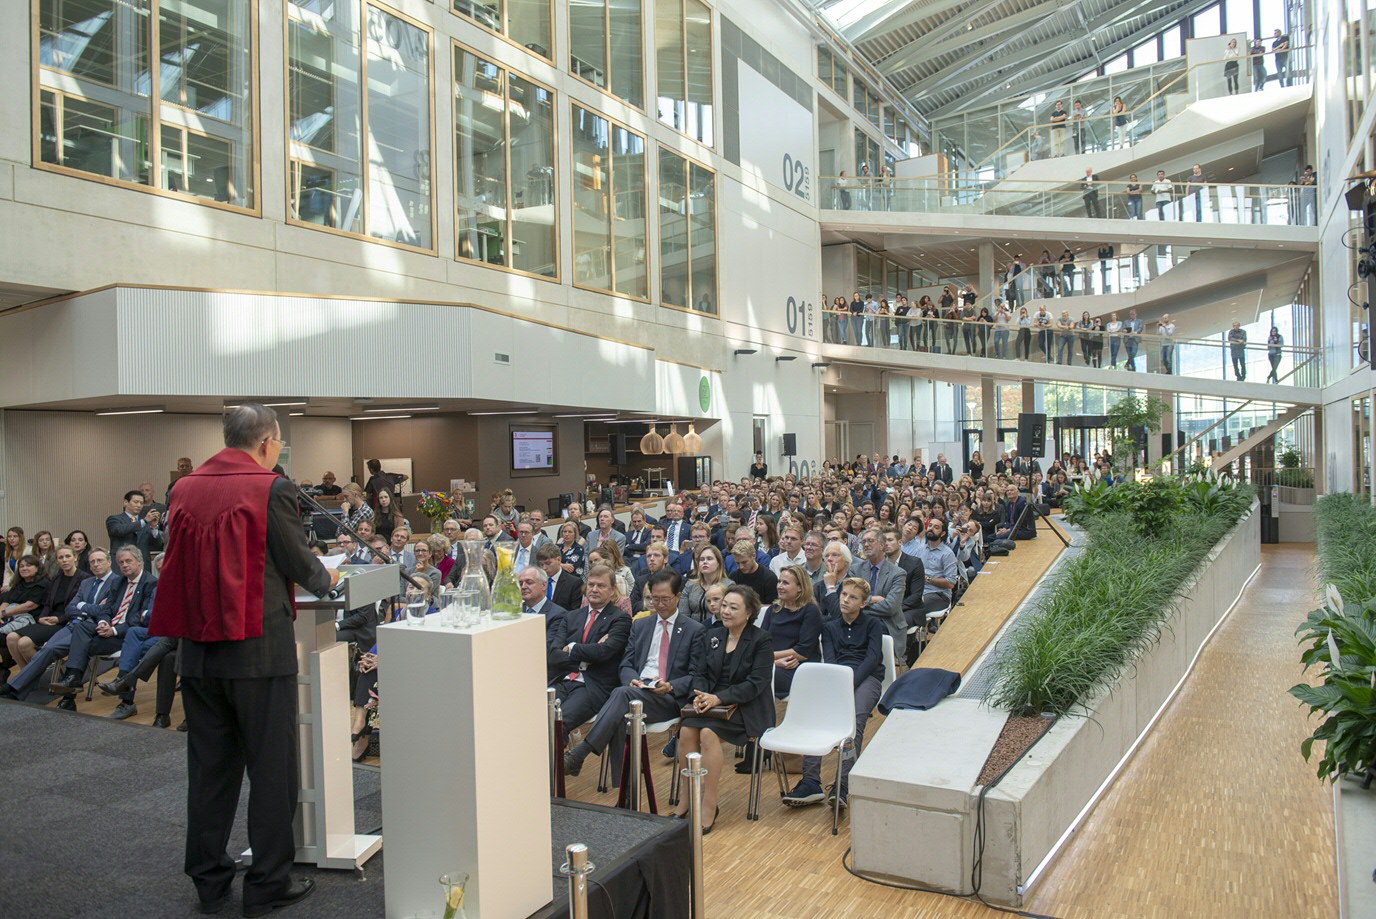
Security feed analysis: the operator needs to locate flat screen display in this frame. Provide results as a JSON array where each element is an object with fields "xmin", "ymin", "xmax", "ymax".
[{"xmin": 511, "ymin": 426, "xmax": 557, "ymax": 472}]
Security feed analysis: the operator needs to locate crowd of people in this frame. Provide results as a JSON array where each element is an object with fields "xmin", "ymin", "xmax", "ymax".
[
  {"xmin": 823, "ymin": 289, "xmax": 1287, "ymax": 382},
  {"xmin": 0, "ymin": 447, "xmax": 1098, "ymax": 833}
]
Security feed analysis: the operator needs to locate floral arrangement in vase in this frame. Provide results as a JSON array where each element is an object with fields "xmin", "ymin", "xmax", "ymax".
[{"xmin": 417, "ymin": 491, "xmax": 455, "ymax": 533}]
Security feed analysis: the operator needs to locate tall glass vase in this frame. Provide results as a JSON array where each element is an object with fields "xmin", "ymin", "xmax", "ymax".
[{"xmin": 490, "ymin": 541, "xmax": 522, "ymax": 620}]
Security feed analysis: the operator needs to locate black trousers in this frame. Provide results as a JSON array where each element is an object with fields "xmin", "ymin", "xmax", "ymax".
[
  {"xmin": 556, "ymin": 679, "xmax": 610, "ymax": 733},
  {"xmin": 182, "ymin": 675, "xmax": 298, "ymax": 908}
]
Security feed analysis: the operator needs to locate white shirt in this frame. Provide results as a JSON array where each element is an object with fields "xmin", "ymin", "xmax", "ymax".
[
  {"xmin": 769, "ymin": 550, "xmax": 808, "ymax": 575},
  {"xmin": 639, "ymin": 612, "xmax": 680, "ymax": 681}
]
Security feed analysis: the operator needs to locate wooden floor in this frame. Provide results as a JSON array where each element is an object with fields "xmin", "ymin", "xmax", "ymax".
[
  {"xmin": 1026, "ymin": 544, "xmax": 1337, "ymax": 918},
  {"xmin": 917, "ymin": 513, "xmax": 1067, "ymax": 676},
  {"xmin": 35, "ymin": 543, "xmax": 1337, "ymax": 918}
]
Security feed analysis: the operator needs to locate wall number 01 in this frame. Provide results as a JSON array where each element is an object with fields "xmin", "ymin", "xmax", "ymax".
[
  {"xmin": 782, "ymin": 153, "xmax": 810, "ymax": 200},
  {"xmin": 785, "ymin": 295, "xmax": 814, "ymax": 337}
]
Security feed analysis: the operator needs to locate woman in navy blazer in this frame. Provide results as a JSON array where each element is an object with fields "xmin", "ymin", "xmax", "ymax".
[{"xmin": 673, "ymin": 585, "xmax": 775, "ymax": 833}]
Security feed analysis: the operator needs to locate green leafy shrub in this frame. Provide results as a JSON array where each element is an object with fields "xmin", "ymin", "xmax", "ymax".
[{"xmin": 989, "ymin": 477, "xmax": 1254, "ymax": 716}]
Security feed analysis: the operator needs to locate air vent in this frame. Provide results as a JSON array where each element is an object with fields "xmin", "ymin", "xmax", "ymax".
[{"xmin": 494, "ymin": 352, "xmax": 511, "ymax": 364}]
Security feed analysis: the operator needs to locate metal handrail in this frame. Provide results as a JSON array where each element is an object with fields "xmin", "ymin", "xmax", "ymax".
[{"xmin": 1161, "ymin": 356, "xmax": 1317, "ymax": 466}]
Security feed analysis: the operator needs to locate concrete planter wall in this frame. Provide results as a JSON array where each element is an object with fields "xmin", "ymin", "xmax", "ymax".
[{"xmin": 851, "ymin": 505, "xmax": 1260, "ymax": 907}]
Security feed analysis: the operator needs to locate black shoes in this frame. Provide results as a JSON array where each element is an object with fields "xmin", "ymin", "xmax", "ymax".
[
  {"xmin": 152, "ymin": 713, "xmax": 172, "ymax": 729},
  {"xmin": 50, "ymin": 671, "xmax": 85, "ymax": 694},
  {"xmin": 242, "ymin": 879, "xmax": 315, "ymax": 918},
  {"xmin": 563, "ymin": 749, "xmax": 586, "ymax": 777},
  {"xmin": 701, "ymin": 805, "xmax": 720, "ymax": 836},
  {"xmin": 0, "ymin": 683, "xmax": 17, "ymax": 700},
  {"xmin": 177, "ymin": 720, "xmax": 190, "ymax": 732},
  {"xmin": 97, "ymin": 673, "xmax": 135, "ymax": 696},
  {"xmin": 111, "ymin": 701, "xmax": 138, "ymax": 720},
  {"xmin": 56, "ymin": 696, "xmax": 77, "ymax": 712},
  {"xmin": 198, "ymin": 892, "xmax": 230, "ymax": 914}
]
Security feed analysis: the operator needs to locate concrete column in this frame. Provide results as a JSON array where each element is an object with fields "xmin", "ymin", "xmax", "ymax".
[
  {"xmin": 978, "ymin": 242, "xmax": 995, "ymax": 303},
  {"xmin": 1022, "ymin": 379, "xmax": 1037, "ymax": 414},
  {"xmin": 981, "ymin": 376, "xmax": 999, "ymax": 463},
  {"xmin": 1146, "ymin": 392, "xmax": 1174, "ymax": 471}
]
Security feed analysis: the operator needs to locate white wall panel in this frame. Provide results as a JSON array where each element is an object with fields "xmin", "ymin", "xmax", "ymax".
[{"xmin": 0, "ymin": 289, "xmax": 121, "ymax": 406}]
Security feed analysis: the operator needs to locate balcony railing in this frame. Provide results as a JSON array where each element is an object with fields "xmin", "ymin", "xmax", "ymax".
[
  {"xmin": 820, "ymin": 311, "xmax": 1320, "ymax": 389},
  {"xmin": 929, "ymin": 46, "xmax": 1312, "ymax": 180},
  {"xmin": 819, "ymin": 176, "xmax": 1319, "ymax": 227}
]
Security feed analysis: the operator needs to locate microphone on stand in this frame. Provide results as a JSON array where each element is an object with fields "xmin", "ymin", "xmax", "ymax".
[{"xmin": 286, "ymin": 475, "xmax": 430, "ymax": 596}]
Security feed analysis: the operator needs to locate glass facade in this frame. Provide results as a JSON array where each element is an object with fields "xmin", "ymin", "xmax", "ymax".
[
  {"xmin": 817, "ymin": 43, "xmax": 847, "ymax": 96},
  {"xmin": 658, "ymin": 147, "xmax": 716, "ymax": 313},
  {"xmin": 453, "ymin": 0, "xmax": 551, "ymax": 60},
  {"xmin": 572, "ymin": 104, "xmax": 648, "ymax": 298},
  {"xmin": 454, "ymin": 47, "xmax": 557, "ymax": 277},
  {"xmin": 570, "ymin": 0, "xmax": 643, "ymax": 108},
  {"xmin": 655, "ymin": 0, "xmax": 712, "ymax": 144},
  {"xmin": 287, "ymin": 0, "xmax": 433, "ymax": 250},
  {"xmin": 37, "ymin": 0, "xmax": 256, "ymax": 208}
]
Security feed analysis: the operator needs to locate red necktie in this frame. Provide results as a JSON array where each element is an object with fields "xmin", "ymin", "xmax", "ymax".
[
  {"xmin": 112, "ymin": 583, "xmax": 135, "ymax": 625},
  {"xmin": 581, "ymin": 608, "xmax": 599, "ymax": 642},
  {"xmin": 657, "ymin": 620, "xmax": 672, "ymax": 680}
]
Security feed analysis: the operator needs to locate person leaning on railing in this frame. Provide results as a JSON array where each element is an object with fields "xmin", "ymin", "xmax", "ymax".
[
  {"xmin": 1267, "ymin": 327, "xmax": 1284, "ymax": 383},
  {"xmin": 1223, "ymin": 38, "xmax": 1242, "ymax": 95},
  {"xmin": 1250, "ymin": 38, "xmax": 1268, "ymax": 91}
]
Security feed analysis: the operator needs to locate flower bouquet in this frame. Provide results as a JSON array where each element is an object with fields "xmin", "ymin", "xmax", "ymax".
[{"xmin": 417, "ymin": 490, "xmax": 454, "ymax": 533}]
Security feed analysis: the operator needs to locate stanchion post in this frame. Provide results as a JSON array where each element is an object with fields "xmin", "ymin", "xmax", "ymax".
[
  {"xmin": 683, "ymin": 751, "xmax": 707, "ymax": 919},
  {"xmin": 559, "ymin": 843, "xmax": 595, "ymax": 919},
  {"xmin": 626, "ymin": 699, "xmax": 644, "ymax": 812},
  {"xmin": 547, "ymin": 687, "xmax": 559, "ymax": 796}
]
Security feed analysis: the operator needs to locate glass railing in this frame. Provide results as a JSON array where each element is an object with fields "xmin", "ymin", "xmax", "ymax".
[
  {"xmin": 819, "ymin": 312, "xmax": 1320, "ymax": 388},
  {"xmin": 819, "ymin": 176, "xmax": 1319, "ymax": 227},
  {"xmin": 929, "ymin": 47, "xmax": 1312, "ymax": 181},
  {"xmin": 1001, "ymin": 244, "xmax": 1200, "ymax": 302}
]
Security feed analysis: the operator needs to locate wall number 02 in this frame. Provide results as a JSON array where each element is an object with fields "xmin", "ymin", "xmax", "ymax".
[{"xmin": 781, "ymin": 154, "xmax": 810, "ymax": 200}]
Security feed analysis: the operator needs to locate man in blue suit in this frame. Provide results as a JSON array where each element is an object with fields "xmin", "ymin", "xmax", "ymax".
[
  {"xmin": 2, "ymin": 546, "xmax": 155, "ymax": 709},
  {"xmin": 563, "ymin": 568, "xmax": 704, "ymax": 777}
]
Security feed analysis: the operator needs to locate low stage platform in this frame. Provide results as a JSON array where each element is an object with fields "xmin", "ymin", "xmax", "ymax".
[{"xmin": 0, "ymin": 702, "xmax": 688, "ymax": 919}]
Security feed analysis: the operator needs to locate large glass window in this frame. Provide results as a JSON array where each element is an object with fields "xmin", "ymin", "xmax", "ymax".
[
  {"xmin": 572, "ymin": 105, "xmax": 648, "ymax": 298},
  {"xmin": 570, "ymin": 0, "xmax": 643, "ymax": 107},
  {"xmin": 454, "ymin": 46, "xmax": 556, "ymax": 277},
  {"xmin": 854, "ymin": 128, "xmax": 878, "ymax": 176},
  {"xmin": 1191, "ymin": 4, "xmax": 1222, "ymax": 38},
  {"xmin": 453, "ymin": 0, "xmax": 551, "ymax": 60},
  {"xmin": 287, "ymin": 0, "xmax": 433, "ymax": 250},
  {"xmin": 658, "ymin": 147, "xmax": 716, "ymax": 314},
  {"xmin": 655, "ymin": 0, "xmax": 713, "ymax": 144},
  {"xmin": 36, "ymin": 0, "xmax": 255, "ymax": 209}
]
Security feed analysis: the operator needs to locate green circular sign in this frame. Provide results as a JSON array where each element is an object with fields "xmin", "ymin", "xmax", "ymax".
[{"xmin": 698, "ymin": 376, "xmax": 711, "ymax": 413}]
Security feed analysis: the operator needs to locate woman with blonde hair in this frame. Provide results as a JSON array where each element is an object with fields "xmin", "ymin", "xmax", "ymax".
[
  {"xmin": 338, "ymin": 483, "xmax": 374, "ymax": 531},
  {"xmin": 586, "ymin": 540, "xmax": 634, "ymax": 613},
  {"xmin": 679, "ymin": 544, "xmax": 732, "ymax": 623}
]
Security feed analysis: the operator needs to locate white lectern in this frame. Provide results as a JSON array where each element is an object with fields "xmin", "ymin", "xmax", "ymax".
[
  {"xmin": 378, "ymin": 614, "xmax": 553, "ymax": 919},
  {"xmin": 248, "ymin": 564, "xmax": 396, "ymax": 872}
]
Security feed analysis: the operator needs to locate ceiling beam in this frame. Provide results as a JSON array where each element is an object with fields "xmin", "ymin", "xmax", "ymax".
[
  {"xmin": 845, "ymin": 0, "xmax": 975, "ymax": 43},
  {"xmin": 877, "ymin": 0, "xmax": 1073, "ymax": 83}
]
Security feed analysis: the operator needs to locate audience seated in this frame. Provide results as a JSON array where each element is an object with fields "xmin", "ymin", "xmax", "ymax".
[
  {"xmin": 761, "ymin": 566, "xmax": 822, "ymax": 697},
  {"xmin": 547, "ymin": 565, "xmax": 633, "ymax": 735}
]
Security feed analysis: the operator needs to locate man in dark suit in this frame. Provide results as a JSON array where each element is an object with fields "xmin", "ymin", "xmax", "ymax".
[
  {"xmin": 107, "ymin": 490, "xmax": 166, "ymax": 566},
  {"xmin": 538, "ymin": 544, "xmax": 583, "ymax": 611},
  {"xmin": 996, "ymin": 483, "xmax": 1037, "ymax": 542},
  {"xmin": 518, "ymin": 565, "xmax": 567, "ymax": 685},
  {"xmin": 564, "ymin": 504, "xmax": 592, "ymax": 538},
  {"xmin": 671, "ymin": 522, "xmax": 711, "ymax": 578},
  {"xmin": 931, "ymin": 454, "xmax": 954, "ymax": 485},
  {"xmin": 849, "ymin": 529, "xmax": 906, "ymax": 650},
  {"xmin": 0, "ymin": 547, "xmax": 123, "ymax": 704},
  {"xmin": 149, "ymin": 404, "xmax": 337, "ymax": 917},
  {"xmin": 630, "ymin": 541, "xmax": 674, "ymax": 615},
  {"xmin": 882, "ymin": 527, "xmax": 925, "ymax": 635},
  {"xmin": 564, "ymin": 569, "xmax": 704, "ymax": 777},
  {"xmin": 548, "ymin": 564, "xmax": 632, "ymax": 733},
  {"xmin": 660, "ymin": 503, "xmax": 689, "ymax": 554}
]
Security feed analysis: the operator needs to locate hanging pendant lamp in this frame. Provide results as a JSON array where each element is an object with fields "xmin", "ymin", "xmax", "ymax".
[
  {"xmin": 664, "ymin": 422, "xmax": 686, "ymax": 454},
  {"xmin": 639, "ymin": 422, "xmax": 665, "ymax": 455},
  {"xmin": 683, "ymin": 422, "xmax": 702, "ymax": 454}
]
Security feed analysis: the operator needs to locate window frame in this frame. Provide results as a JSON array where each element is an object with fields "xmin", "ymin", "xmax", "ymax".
[
  {"xmin": 656, "ymin": 143, "xmax": 719, "ymax": 318},
  {"xmin": 31, "ymin": 0, "xmax": 262, "ymax": 216},
  {"xmin": 570, "ymin": 101, "xmax": 651, "ymax": 302},
  {"xmin": 452, "ymin": 39, "xmax": 560, "ymax": 282},
  {"xmin": 568, "ymin": 0, "xmax": 645, "ymax": 112},
  {"xmin": 654, "ymin": 0, "xmax": 715, "ymax": 148},
  {"xmin": 283, "ymin": 0, "xmax": 437, "ymax": 255},
  {"xmin": 449, "ymin": 0, "xmax": 555, "ymax": 65}
]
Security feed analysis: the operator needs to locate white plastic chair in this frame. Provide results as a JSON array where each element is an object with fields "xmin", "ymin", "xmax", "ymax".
[
  {"xmin": 881, "ymin": 634, "xmax": 896, "ymax": 695},
  {"xmin": 758, "ymin": 662, "xmax": 858, "ymax": 835}
]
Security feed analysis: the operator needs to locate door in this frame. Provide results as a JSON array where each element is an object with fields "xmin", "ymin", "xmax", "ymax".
[
  {"xmin": 825, "ymin": 421, "xmax": 843, "ymax": 464},
  {"xmin": 849, "ymin": 422, "xmax": 875, "ymax": 462}
]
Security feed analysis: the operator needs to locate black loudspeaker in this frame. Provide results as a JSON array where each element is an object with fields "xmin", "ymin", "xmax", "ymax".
[
  {"xmin": 610, "ymin": 434, "xmax": 628, "ymax": 466},
  {"xmin": 1017, "ymin": 413, "xmax": 1046, "ymax": 457},
  {"xmin": 782, "ymin": 433, "xmax": 797, "ymax": 456}
]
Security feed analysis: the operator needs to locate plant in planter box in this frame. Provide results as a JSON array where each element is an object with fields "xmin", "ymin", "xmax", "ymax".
[{"xmin": 1291, "ymin": 600, "xmax": 1376, "ymax": 781}]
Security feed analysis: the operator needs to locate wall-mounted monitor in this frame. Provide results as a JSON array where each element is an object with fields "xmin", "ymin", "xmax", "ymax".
[{"xmin": 511, "ymin": 424, "xmax": 558, "ymax": 475}]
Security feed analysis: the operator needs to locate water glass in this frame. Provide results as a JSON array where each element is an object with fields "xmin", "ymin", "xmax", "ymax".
[{"xmin": 405, "ymin": 602, "xmax": 428, "ymax": 627}]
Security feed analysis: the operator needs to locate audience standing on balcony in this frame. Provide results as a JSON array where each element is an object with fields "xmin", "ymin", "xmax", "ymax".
[
  {"xmin": 1056, "ymin": 310, "xmax": 1076, "ymax": 364},
  {"xmin": 1272, "ymin": 30, "xmax": 1291, "ymax": 87},
  {"xmin": 1223, "ymin": 38, "xmax": 1242, "ymax": 94},
  {"xmin": 1152, "ymin": 170, "xmax": 1174, "ymax": 220},
  {"xmin": 1071, "ymin": 100, "xmax": 1087, "ymax": 154},
  {"xmin": 1250, "ymin": 37, "xmax": 1268, "ymax": 90},
  {"xmin": 1082, "ymin": 168, "xmax": 1103, "ymax": 218},
  {"xmin": 1106, "ymin": 312, "xmax": 1124, "ymax": 367},
  {"xmin": 1110, "ymin": 96, "xmax": 1128, "ymax": 148},
  {"xmin": 1185, "ymin": 164, "xmax": 1208, "ymax": 221},
  {"xmin": 1299, "ymin": 165, "xmax": 1318, "ymax": 225},
  {"xmin": 1228, "ymin": 321, "xmax": 1249, "ymax": 381},
  {"xmin": 1125, "ymin": 309, "xmax": 1144, "ymax": 370},
  {"xmin": 1125, "ymin": 174, "xmax": 1143, "ymax": 219},
  {"xmin": 1049, "ymin": 100, "xmax": 1069, "ymax": 156},
  {"xmin": 1159, "ymin": 314, "xmax": 1178, "ymax": 374},
  {"xmin": 1267, "ymin": 327, "xmax": 1285, "ymax": 383}
]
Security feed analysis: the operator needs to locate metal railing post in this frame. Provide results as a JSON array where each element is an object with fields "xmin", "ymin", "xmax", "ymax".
[
  {"xmin": 626, "ymin": 699, "xmax": 644, "ymax": 812},
  {"xmin": 559, "ymin": 843, "xmax": 594, "ymax": 919},
  {"xmin": 683, "ymin": 751, "xmax": 707, "ymax": 919},
  {"xmin": 548, "ymin": 687, "xmax": 559, "ymax": 796}
]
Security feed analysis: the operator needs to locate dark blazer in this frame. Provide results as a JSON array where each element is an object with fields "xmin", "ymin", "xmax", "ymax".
[
  {"xmin": 336, "ymin": 602, "xmax": 380, "ymax": 651},
  {"xmin": 932, "ymin": 463, "xmax": 954, "ymax": 484},
  {"xmin": 96, "ymin": 572, "xmax": 159, "ymax": 637},
  {"xmin": 179, "ymin": 478, "xmax": 333, "ymax": 679},
  {"xmin": 692, "ymin": 624, "xmax": 775, "ymax": 740},
  {"xmin": 42, "ymin": 570, "xmax": 93, "ymax": 624},
  {"xmin": 623, "ymin": 527, "xmax": 653, "ymax": 559},
  {"xmin": 618, "ymin": 614, "xmax": 705, "ymax": 707},
  {"xmin": 1001, "ymin": 497, "xmax": 1036, "ymax": 540},
  {"xmin": 661, "ymin": 520, "xmax": 690, "ymax": 553},
  {"xmin": 894, "ymin": 553, "xmax": 927, "ymax": 619},
  {"xmin": 547, "ymin": 605, "xmax": 632, "ymax": 696},
  {"xmin": 813, "ymin": 578, "xmax": 843, "ymax": 620},
  {"xmin": 65, "ymin": 572, "xmax": 115, "ymax": 622},
  {"xmin": 106, "ymin": 513, "xmax": 166, "ymax": 566},
  {"xmin": 548, "ymin": 570, "xmax": 583, "ymax": 611},
  {"xmin": 536, "ymin": 600, "xmax": 569, "ymax": 684}
]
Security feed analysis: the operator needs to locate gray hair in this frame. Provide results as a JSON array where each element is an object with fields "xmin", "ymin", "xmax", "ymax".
[
  {"xmin": 113, "ymin": 545, "xmax": 142, "ymax": 564},
  {"xmin": 223, "ymin": 404, "xmax": 278, "ymax": 450},
  {"xmin": 520, "ymin": 565, "xmax": 549, "ymax": 586}
]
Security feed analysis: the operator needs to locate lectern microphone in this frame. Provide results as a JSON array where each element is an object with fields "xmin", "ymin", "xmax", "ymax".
[{"xmin": 289, "ymin": 478, "xmax": 430, "ymax": 596}]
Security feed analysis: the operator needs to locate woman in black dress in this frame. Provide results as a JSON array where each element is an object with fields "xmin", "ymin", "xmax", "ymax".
[
  {"xmin": 0, "ymin": 556, "xmax": 50, "ymax": 670},
  {"xmin": 763, "ymin": 566, "xmax": 822, "ymax": 698},
  {"xmin": 673, "ymin": 585, "xmax": 775, "ymax": 833},
  {"xmin": 5, "ymin": 545, "xmax": 90, "ymax": 670}
]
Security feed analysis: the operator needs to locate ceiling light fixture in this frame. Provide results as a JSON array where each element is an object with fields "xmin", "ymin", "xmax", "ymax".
[
  {"xmin": 776, "ymin": 355, "xmax": 798, "ymax": 362},
  {"xmin": 262, "ymin": 400, "xmax": 309, "ymax": 407},
  {"xmin": 683, "ymin": 422, "xmax": 703, "ymax": 453},
  {"xmin": 364, "ymin": 404, "xmax": 440, "ymax": 412},
  {"xmin": 734, "ymin": 348, "xmax": 758, "ymax": 356},
  {"xmin": 663, "ymin": 422, "xmax": 686, "ymax": 454},
  {"xmin": 812, "ymin": 362, "xmax": 833, "ymax": 369},
  {"xmin": 468, "ymin": 410, "xmax": 539, "ymax": 415},
  {"xmin": 350, "ymin": 414, "xmax": 413, "ymax": 421},
  {"xmin": 95, "ymin": 406, "xmax": 166, "ymax": 416},
  {"xmin": 640, "ymin": 421, "xmax": 665, "ymax": 455}
]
